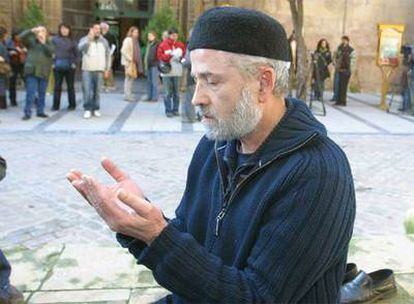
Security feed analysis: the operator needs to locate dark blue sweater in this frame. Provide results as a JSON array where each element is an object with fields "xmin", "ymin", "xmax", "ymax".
[{"xmin": 118, "ymin": 98, "xmax": 356, "ymax": 303}]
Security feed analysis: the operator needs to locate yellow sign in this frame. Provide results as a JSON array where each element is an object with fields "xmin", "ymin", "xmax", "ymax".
[{"xmin": 377, "ymin": 24, "xmax": 405, "ymax": 67}]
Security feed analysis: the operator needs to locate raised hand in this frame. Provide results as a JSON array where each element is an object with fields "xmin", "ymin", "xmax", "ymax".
[
  {"xmin": 67, "ymin": 157, "xmax": 144, "ymax": 196},
  {"xmin": 66, "ymin": 158, "xmax": 166, "ymax": 244},
  {"xmin": 87, "ymin": 28, "xmax": 94, "ymax": 40}
]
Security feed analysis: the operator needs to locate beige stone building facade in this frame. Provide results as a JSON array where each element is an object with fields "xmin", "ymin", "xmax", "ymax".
[{"xmin": 1, "ymin": 0, "xmax": 413, "ymax": 92}]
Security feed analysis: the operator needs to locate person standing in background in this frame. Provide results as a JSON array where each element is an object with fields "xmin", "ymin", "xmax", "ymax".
[
  {"xmin": 78, "ymin": 22, "xmax": 110, "ymax": 119},
  {"xmin": 180, "ymin": 29, "xmax": 196, "ymax": 122},
  {"xmin": 334, "ymin": 36, "xmax": 356, "ymax": 106},
  {"xmin": 156, "ymin": 28, "xmax": 185, "ymax": 117},
  {"xmin": 6, "ymin": 29, "xmax": 26, "ymax": 107},
  {"xmin": 405, "ymin": 46, "xmax": 414, "ymax": 114},
  {"xmin": 312, "ymin": 38, "xmax": 332, "ymax": 101},
  {"xmin": 143, "ymin": 31, "xmax": 159, "ymax": 102},
  {"xmin": 101, "ymin": 22, "xmax": 117, "ymax": 92},
  {"xmin": 51, "ymin": 23, "xmax": 77, "ymax": 111},
  {"xmin": 0, "ymin": 27, "xmax": 10, "ymax": 110},
  {"xmin": 19, "ymin": 26, "xmax": 54, "ymax": 120},
  {"xmin": 121, "ymin": 26, "xmax": 144, "ymax": 102}
]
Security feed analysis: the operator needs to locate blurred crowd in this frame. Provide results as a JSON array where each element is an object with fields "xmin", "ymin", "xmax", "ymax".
[{"xmin": 0, "ymin": 22, "xmax": 198, "ymax": 123}]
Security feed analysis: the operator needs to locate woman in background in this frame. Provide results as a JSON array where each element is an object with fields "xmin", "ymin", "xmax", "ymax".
[
  {"xmin": 121, "ymin": 26, "xmax": 143, "ymax": 102},
  {"xmin": 143, "ymin": 31, "xmax": 159, "ymax": 102},
  {"xmin": 51, "ymin": 23, "xmax": 77, "ymax": 111},
  {"xmin": 312, "ymin": 38, "xmax": 332, "ymax": 101}
]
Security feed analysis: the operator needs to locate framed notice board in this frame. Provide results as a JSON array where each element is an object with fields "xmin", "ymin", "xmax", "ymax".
[{"xmin": 377, "ymin": 24, "xmax": 405, "ymax": 67}]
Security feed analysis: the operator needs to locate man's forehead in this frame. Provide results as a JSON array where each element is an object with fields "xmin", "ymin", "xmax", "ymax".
[{"xmin": 190, "ymin": 49, "xmax": 234, "ymax": 75}]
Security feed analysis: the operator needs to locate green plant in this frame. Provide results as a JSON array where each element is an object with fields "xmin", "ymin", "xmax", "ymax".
[
  {"xmin": 405, "ymin": 209, "xmax": 414, "ymax": 235},
  {"xmin": 18, "ymin": 0, "xmax": 46, "ymax": 30},
  {"xmin": 349, "ymin": 82, "xmax": 361, "ymax": 93},
  {"xmin": 143, "ymin": 7, "xmax": 184, "ymax": 45}
]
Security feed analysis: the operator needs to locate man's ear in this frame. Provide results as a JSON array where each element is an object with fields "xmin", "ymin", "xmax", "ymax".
[{"xmin": 258, "ymin": 68, "xmax": 276, "ymax": 102}]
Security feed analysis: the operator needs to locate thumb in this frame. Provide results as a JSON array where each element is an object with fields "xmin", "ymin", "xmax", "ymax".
[{"xmin": 117, "ymin": 189, "xmax": 152, "ymax": 216}]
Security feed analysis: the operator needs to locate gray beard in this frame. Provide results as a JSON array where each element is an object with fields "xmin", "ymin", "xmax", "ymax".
[{"xmin": 197, "ymin": 88, "xmax": 263, "ymax": 141}]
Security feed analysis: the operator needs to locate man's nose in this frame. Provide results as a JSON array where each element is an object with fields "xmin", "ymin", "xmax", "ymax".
[{"xmin": 192, "ymin": 82, "xmax": 209, "ymax": 106}]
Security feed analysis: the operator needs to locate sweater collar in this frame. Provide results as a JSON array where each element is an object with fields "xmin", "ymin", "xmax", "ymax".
[{"xmin": 216, "ymin": 98, "xmax": 327, "ymax": 166}]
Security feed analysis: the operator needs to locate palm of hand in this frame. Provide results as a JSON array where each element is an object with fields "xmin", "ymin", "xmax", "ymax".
[
  {"xmin": 68, "ymin": 158, "xmax": 145, "ymax": 216},
  {"xmin": 90, "ymin": 176, "xmax": 144, "ymax": 215},
  {"xmin": 108, "ymin": 178, "xmax": 144, "ymax": 200}
]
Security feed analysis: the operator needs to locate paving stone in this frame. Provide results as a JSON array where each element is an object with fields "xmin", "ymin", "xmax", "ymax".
[
  {"xmin": 395, "ymin": 273, "xmax": 414, "ymax": 297},
  {"xmin": 129, "ymin": 288, "xmax": 171, "ymax": 304},
  {"xmin": 349, "ymin": 235, "xmax": 414, "ymax": 274},
  {"xmin": 28, "ymin": 289, "xmax": 130, "ymax": 303},
  {"xmin": 4, "ymin": 244, "xmax": 64, "ymax": 291},
  {"xmin": 375, "ymin": 284, "xmax": 414, "ymax": 304},
  {"xmin": 41, "ymin": 245, "xmax": 158, "ymax": 290}
]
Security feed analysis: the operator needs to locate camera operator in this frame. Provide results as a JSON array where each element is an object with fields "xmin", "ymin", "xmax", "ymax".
[
  {"xmin": 401, "ymin": 45, "xmax": 414, "ymax": 114},
  {"xmin": 404, "ymin": 45, "xmax": 414, "ymax": 114}
]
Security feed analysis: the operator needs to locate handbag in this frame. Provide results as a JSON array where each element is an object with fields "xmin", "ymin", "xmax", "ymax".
[
  {"xmin": 126, "ymin": 62, "xmax": 138, "ymax": 79},
  {"xmin": 158, "ymin": 61, "xmax": 172, "ymax": 74},
  {"xmin": 0, "ymin": 62, "xmax": 11, "ymax": 76}
]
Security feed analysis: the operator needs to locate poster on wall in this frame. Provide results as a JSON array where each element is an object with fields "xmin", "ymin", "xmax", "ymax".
[{"xmin": 377, "ymin": 24, "xmax": 405, "ymax": 67}]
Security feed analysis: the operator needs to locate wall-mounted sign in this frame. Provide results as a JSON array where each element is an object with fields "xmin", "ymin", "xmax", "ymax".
[{"xmin": 377, "ymin": 24, "xmax": 405, "ymax": 67}]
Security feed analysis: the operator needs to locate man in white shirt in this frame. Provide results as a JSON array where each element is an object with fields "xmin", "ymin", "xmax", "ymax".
[{"xmin": 78, "ymin": 22, "xmax": 110, "ymax": 119}]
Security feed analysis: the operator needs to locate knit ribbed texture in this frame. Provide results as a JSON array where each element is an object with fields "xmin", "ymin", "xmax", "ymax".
[{"xmin": 118, "ymin": 98, "xmax": 356, "ymax": 303}]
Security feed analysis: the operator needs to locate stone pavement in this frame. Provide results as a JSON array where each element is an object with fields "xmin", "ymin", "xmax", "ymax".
[
  {"xmin": 0, "ymin": 84, "xmax": 414, "ymax": 302},
  {"xmin": 2, "ymin": 236, "xmax": 414, "ymax": 303}
]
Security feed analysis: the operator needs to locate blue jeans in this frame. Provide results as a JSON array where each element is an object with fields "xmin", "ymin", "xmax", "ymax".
[
  {"xmin": 163, "ymin": 76, "xmax": 180, "ymax": 113},
  {"xmin": 402, "ymin": 86, "xmax": 411, "ymax": 111},
  {"xmin": 147, "ymin": 66, "xmax": 159, "ymax": 100},
  {"xmin": 0, "ymin": 249, "xmax": 11, "ymax": 300},
  {"xmin": 82, "ymin": 71, "xmax": 102, "ymax": 111},
  {"xmin": 332, "ymin": 70, "xmax": 340, "ymax": 100},
  {"xmin": 24, "ymin": 75, "xmax": 48, "ymax": 117}
]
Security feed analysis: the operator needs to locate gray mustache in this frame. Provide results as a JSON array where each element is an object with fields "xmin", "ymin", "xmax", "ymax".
[{"xmin": 195, "ymin": 105, "xmax": 214, "ymax": 117}]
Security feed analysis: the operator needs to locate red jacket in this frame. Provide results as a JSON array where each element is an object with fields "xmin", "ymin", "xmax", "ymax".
[{"xmin": 156, "ymin": 38, "xmax": 186, "ymax": 63}]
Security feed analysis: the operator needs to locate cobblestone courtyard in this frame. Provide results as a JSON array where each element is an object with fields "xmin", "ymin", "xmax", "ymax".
[{"xmin": 1, "ymin": 131, "xmax": 413, "ymax": 250}]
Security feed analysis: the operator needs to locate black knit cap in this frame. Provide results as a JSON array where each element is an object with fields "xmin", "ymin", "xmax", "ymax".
[{"xmin": 188, "ymin": 6, "xmax": 291, "ymax": 62}]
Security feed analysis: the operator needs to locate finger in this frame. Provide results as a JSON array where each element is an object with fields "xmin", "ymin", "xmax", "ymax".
[
  {"xmin": 66, "ymin": 169, "xmax": 83, "ymax": 182},
  {"xmin": 66, "ymin": 173, "xmax": 77, "ymax": 183},
  {"xmin": 82, "ymin": 175, "xmax": 124, "ymax": 218},
  {"xmin": 71, "ymin": 180, "xmax": 89, "ymax": 202},
  {"xmin": 101, "ymin": 157, "xmax": 128, "ymax": 182},
  {"xmin": 82, "ymin": 175, "xmax": 103, "ymax": 207},
  {"xmin": 67, "ymin": 172, "xmax": 80, "ymax": 183},
  {"xmin": 117, "ymin": 189, "xmax": 152, "ymax": 216}
]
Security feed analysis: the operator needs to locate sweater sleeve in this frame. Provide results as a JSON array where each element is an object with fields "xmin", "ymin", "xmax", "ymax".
[
  {"xmin": 156, "ymin": 42, "xmax": 172, "ymax": 63},
  {"xmin": 19, "ymin": 30, "xmax": 35, "ymax": 48},
  {"xmin": 121, "ymin": 38, "xmax": 132, "ymax": 63},
  {"xmin": 71, "ymin": 40, "xmax": 79, "ymax": 65},
  {"xmin": 124, "ymin": 156, "xmax": 355, "ymax": 302},
  {"xmin": 77, "ymin": 36, "xmax": 90, "ymax": 53},
  {"xmin": 102, "ymin": 38, "xmax": 110, "ymax": 70},
  {"xmin": 41, "ymin": 40, "xmax": 54, "ymax": 57}
]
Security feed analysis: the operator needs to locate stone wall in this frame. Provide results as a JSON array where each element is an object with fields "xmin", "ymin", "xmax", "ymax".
[
  {"xmin": 0, "ymin": 0, "xmax": 13, "ymax": 31},
  {"xmin": 0, "ymin": 0, "xmax": 62, "ymax": 34}
]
